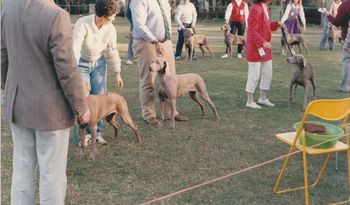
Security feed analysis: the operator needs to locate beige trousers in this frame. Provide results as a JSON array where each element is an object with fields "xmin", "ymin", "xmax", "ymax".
[
  {"xmin": 245, "ymin": 60, "xmax": 273, "ymax": 93},
  {"xmin": 133, "ymin": 40, "xmax": 177, "ymax": 120},
  {"xmin": 10, "ymin": 123, "xmax": 70, "ymax": 205}
]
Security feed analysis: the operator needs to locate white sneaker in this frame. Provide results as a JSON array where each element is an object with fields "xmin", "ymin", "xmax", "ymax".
[
  {"xmin": 237, "ymin": 53, "xmax": 242, "ymax": 58},
  {"xmin": 126, "ymin": 59, "xmax": 133, "ymax": 65},
  {"xmin": 291, "ymin": 48, "xmax": 296, "ymax": 55},
  {"xmin": 246, "ymin": 102, "xmax": 262, "ymax": 109},
  {"xmin": 96, "ymin": 136, "xmax": 107, "ymax": 145},
  {"xmin": 78, "ymin": 135, "xmax": 91, "ymax": 146},
  {"xmin": 221, "ymin": 54, "xmax": 228, "ymax": 59},
  {"xmin": 258, "ymin": 98, "xmax": 275, "ymax": 107}
]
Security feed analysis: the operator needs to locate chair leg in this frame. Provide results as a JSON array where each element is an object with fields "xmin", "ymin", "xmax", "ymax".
[
  {"xmin": 273, "ymin": 147, "xmax": 296, "ymax": 193},
  {"xmin": 312, "ymin": 153, "xmax": 333, "ymax": 187},
  {"xmin": 330, "ymin": 149, "xmax": 350, "ymax": 204},
  {"xmin": 302, "ymin": 150, "xmax": 310, "ymax": 205}
]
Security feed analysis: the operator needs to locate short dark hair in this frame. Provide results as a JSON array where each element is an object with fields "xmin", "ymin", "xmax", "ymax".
[{"xmin": 95, "ymin": 0, "xmax": 120, "ymax": 17}]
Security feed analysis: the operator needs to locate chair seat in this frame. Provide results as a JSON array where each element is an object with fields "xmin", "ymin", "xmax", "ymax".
[{"xmin": 276, "ymin": 132, "xmax": 349, "ymax": 155}]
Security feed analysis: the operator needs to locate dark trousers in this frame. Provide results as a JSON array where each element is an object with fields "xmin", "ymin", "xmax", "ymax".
[
  {"xmin": 175, "ymin": 23, "xmax": 195, "ymax": 58},
  {"xmin": 226, "ymin": 21, "xmax": 245, "ymax": 54}
]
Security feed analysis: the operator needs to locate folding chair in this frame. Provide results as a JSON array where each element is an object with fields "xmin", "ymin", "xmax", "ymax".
[{"xmin": 273, "ymin": 98, "xmax": 350, "ymax": 205}]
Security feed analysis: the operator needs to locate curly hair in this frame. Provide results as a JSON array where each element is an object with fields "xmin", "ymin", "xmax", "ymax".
[{"xmin": 95, "ymin": 0, "xmax": 121, "ymax": 17}]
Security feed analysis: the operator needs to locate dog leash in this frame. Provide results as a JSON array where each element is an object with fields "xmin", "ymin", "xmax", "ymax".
[{"xmin": 281, "ymin": 27, "xmax": 294, "ymax": 56}]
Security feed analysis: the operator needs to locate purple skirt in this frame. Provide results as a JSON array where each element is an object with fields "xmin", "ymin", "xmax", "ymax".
[{"xmin": 284, "ymin": 18, "xmax": 301, "ymax": 34}]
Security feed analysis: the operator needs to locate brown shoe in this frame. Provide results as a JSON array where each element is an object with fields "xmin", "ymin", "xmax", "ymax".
[
  {"xmin": 174, "ymin": 114, "xmax": 188, "ymax": 122},
  {"xmin": 145, "ymin": 117, "xmax": 159, "ymax": 126}
]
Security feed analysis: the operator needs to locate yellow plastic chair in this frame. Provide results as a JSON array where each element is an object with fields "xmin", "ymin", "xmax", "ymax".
[{"xmin": 273, "ymin": 98, "xmax": 350, "ymax": 205}]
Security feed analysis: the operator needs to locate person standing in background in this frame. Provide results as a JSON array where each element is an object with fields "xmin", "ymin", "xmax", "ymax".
[
  {"xmin": 130, "ymin": 0, "xmax": 188, "ymax": 126},
  {"xmin": 73, "ymin": 0, "xmax": 124, "ymax": 145},
  {"xmin": 327, "ymin": 0, "xmax": 342, "ymax": 50},
  {"xmin": 327, "ymin": 0, "xmax": 350, "ymax": 93},
  {"xmin": 1, "ymin": 0, "xmax": 90, "ymax": 204},
  {"xmin": 319, "ymin": 0, "xmax": 334, "ymax": 50},
  {"xmin": 280, "ymin": 0, "xmax": 306, "ymax": 55},
  {"xmin": 125, "ymin": 0, "xmax": 134, "ymax": 65},
  {"xmin": 174, "ymin": 0, "xmax": 198, "ymax": 61},
  {"xmin": 221, "ymin": 0, "xmax": 249, "ymax": 59},
  {"xmin": 245, "ymin": 0, "xmax": 281, "ymax": 109}
]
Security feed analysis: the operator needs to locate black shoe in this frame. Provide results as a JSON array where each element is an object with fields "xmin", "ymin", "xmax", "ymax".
[{"xmin": 192, "ymin": 56, "xmax": 197, "ymax": 61}]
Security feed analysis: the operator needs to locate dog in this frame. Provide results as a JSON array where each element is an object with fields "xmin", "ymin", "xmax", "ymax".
[
  {"xmin": 285, "ymin": 54, "xmax": 316, "ymax": 110},
  {"xmin": 220, "ymin": 24, "xmax": 245, "ymax": 59},
  {"xmin": 149, "ymin": 57, "xmax": 219, "ymax": 129},
  {"xmin": 182, "ymin": 28, "xmax": 214, "ymax": 61},
  {"xmin": 77, "ymin": 82, "xmax": 140, "ymax": 161},
  {"xmin": 328, "ymin": 25, "xmax": 343, "ymax": 48},
  {"xmin": 281, "ymin": 25, "xmax": 309, "ymax": 55}
]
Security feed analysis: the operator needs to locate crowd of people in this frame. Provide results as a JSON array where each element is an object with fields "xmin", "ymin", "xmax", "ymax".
[{"xmin": 1, "ymin": 0, "xmax": 349, "ymax": 204}]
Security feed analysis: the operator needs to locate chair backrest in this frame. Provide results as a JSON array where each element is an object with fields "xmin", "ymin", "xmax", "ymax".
[{"xmin": 303, "ymin": 98, "xmax": 350, "ymax": 121}]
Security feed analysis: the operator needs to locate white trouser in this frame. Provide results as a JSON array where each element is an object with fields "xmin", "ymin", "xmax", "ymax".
[
  {"xmin": 245, "ymin": 60, "xmax": 273, "ymax": 93},
  {"xmin": 10, "ymin": 123, "xmax": 70, "ymax": 205}
]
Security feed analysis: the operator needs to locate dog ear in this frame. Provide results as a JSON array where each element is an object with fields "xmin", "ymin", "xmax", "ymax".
[
  {"xmin": 159, "ymin": 60, "xmax": 167, "ymax": 74},
  {"xmin": 302, "ymin": 57, "xmax": 307, "ymax": 68}
]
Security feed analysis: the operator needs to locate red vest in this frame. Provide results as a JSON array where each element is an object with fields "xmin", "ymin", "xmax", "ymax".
[{"xmin": 230, "ymin": 0, "xmax": 245, "ymax": 23}]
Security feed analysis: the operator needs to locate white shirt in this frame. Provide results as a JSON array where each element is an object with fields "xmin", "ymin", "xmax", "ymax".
[
  {"xmin": 281, "ymin": 3, "xmax": 306, "ymax": 27},
  {"xmin": 175, "ymin": 1, "xmax": 197, "ymax": 29},
  {"xmin": 73, "ymin": 15, "xmax": 121, "ymax": 72},
  {"xmin": 328, "ymin": 0, "xmax": 341, "ymax": 17},
  {"xmin": 224, "ymin": 0, "xmax": 249, "ymax": 25},
  {"xmin": 130, "ymin": 0, "xmax": 172, "ymax": 42}
]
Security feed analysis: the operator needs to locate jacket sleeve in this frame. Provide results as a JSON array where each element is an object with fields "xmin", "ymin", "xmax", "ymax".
[
  {"xmin": 225, "ymin": 3, "xmax": 232, "ymax": 24},
  {"xmin": 327, "ymin": 3, "xmax": 346, "ymax": 27},
  {"xmin": 249, "ymin": 7, "xmax": 265, "ymax": 48},
  {"xmin": 49, "ymin": 10, "xmax": 88, "ymax": 115},
  {"xmin": 1, "ymin": 34, "xmax": 8, "ymax": 89},
  {"xmin": 103, "ymin": 26, "xmax": 121, "ymax": 73},
  {"xmin": 270, "ymin": 21, "xmax": 279, "ymax": 31},
  {"xmin": 280, "ymin": 4, "xmax": 291, "ymax": 24}
]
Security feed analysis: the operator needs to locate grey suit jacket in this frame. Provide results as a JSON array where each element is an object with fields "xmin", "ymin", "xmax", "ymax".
[{"xmin": 1, "ymin": 0, "xmax": 88, "ymax": 131}]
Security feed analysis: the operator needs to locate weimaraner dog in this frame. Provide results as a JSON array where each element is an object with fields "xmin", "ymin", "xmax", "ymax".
[{"xmin": 149, "ymin": 57, "xmax": 219, "ymax": 129}]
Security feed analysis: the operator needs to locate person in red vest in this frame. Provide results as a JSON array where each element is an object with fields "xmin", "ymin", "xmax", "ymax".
[
  {"xmin": 222, "ymin": 0, "xmax": 249, "ymax": 59},
  {"xmin": 245, "ymin": 0, "xmax": 281, "ymax": 109}
]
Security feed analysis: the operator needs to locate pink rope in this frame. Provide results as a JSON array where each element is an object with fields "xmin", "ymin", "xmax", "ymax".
[{"xmin": 138, "ymin": 133, "xmax": 347, "ymax": 205}]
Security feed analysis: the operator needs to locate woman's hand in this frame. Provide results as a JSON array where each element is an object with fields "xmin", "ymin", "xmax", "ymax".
[
  {"xmin": 115, "ymin": 72, "xmax": 124, "ymax": 89},
  {"xmin": 263, "ymin": 41, "xmax": 272, "ymax": 49}
]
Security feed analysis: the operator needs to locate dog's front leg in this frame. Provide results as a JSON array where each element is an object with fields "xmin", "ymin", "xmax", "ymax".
[
  {"xmin": 89, "ymin": 126, "xmax": 97, "ymax": 161},
  {"xmin": 159, "ymin": 99, "xmax": 166, "ymax": 128},
  {"xmin": 303, "ymin": 85, "xmax": 308, "ymax": 110},
  {"xmin": 78, "ymin": 127, "xmax": 86, "ymax": 160},
  {"xmin": 288, "ymin": 83, "xmax": 294, "ymax": 108},
  {"xmin": 169, "ymin": 99, "xmax": 176, "ymax": 130}
]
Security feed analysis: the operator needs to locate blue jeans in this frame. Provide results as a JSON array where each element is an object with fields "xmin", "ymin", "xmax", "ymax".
[
  {"xmin": 175, "ymin": 23, "xmax": 196, "ymax": 58},
  {"xmin": 127, "ymin": 39, "xmax": 134, "ymax": 59},
  {"xmin": 319, "ymin": 17, "xmax": 329, "ymax": 49},
  {"xmin": 340, "ymin": 46, "xmax": 350, "ymax": 92},
  {"xmin": 79, "ymin": 56, "xmax": 107, "ymax": 136}
]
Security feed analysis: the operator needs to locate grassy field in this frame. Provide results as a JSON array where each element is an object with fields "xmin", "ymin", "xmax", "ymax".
[{"xmin": 1, "ymin": 14, "xmax": 350, "ymax": 205}]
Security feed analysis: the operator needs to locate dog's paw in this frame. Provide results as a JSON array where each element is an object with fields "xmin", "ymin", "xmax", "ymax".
[{"xmin": 88, "ymin": 154, "xmax": 95, "ymax": 161}]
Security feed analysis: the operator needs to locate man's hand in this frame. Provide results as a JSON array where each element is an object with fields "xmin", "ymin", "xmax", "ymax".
[
  {"xmin": 78, "ymin": 108, "xmax": 90, "ymax": 125},
  {"xmin": 115, "ymin": 72, "xmax": 124, "ymax": 89},
  {"xmin": 152, "ymin": 41, "xmax": 164, "ymax": 55}
]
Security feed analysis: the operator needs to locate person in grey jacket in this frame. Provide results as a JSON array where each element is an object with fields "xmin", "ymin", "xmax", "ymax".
[{"xmin": 1, "ymin": 0, "xmax": 90, "ymax": 204}]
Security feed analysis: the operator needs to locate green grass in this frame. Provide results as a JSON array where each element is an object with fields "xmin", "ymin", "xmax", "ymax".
[{"xmin": 2, "ymin": 15, "xmax": 349, "ymax": 205}]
